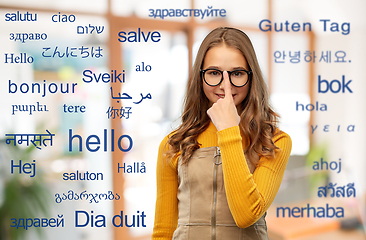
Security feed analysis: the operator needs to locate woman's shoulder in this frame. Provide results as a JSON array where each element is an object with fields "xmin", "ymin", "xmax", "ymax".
[
  {"xmin": 158, "ymin": 130, "xmax": 176, "ymax": 152},
  {"xmin": 158, "ymin": 131, "xmax": 180, "ymax": 169},
  {"xmin": 272, "ymin": 129, "xmax": 292, "ymax": 146}
]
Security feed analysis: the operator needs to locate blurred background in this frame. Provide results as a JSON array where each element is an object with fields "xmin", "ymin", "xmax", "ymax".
[{"xmin": 0, "ymin": 0, "xmax": 365, "ymax": 239}]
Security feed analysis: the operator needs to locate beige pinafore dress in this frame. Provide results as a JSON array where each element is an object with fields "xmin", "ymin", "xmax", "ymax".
[{"xmin": 172, "ymin": 147, "xmax": 268, "ymax": 240}]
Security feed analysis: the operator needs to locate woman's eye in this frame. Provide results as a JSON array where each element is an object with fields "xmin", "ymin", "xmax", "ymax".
[
  {"xmin": 232, "ymin": 71, "xmax": 242, "ymax": 77},
  {"xmin": 232, "ymin": 71, "xmax": 247, "ymax": 78},
  {"xmin": 208, "ymin": 70, "xmax": 220, "ymax": 76}
]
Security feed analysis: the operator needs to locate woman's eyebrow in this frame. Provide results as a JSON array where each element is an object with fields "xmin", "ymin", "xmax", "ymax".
[
  {"xmin": 203, "ymin": 66, "xmax": 248, "ymax": 70},
  {"xmin": 204, "ymin": 66, "xmax": 221, "ymax": 69},
  {"xmin": 232, "ymin": 67, "xmax": 247, "ymax": 70}
]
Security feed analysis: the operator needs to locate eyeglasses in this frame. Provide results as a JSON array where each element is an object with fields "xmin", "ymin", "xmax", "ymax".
[{"xmin": 200, "ymin": 68, "xmax": 252, "ymax": 87}]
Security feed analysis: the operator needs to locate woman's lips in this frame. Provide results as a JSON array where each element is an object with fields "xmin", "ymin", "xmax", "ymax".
[{"xmin": 216, "ymin": 94, "xmax": 236, "ymax": 99}]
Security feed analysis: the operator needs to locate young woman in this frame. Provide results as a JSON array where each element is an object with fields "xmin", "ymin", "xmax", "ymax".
[{"xmin": 152, "ymin": 27, "xmax": 292, "ymax": 240}]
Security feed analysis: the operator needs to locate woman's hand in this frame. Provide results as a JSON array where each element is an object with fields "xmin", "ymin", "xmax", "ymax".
[{"xmin": 207, "ymin": 71, "xmax": 240, "ymax": 131}]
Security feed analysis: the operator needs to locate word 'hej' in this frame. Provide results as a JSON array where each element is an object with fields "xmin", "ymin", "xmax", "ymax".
[
  {"xmin": 259, "ymin": 19, "xmax": 350, "ymax": 35},
  {"xmin": 11, "ymin": 160, "xmax": 36, "ymax": 177},
  {"xmin": 75, "ymin": 210, "xmax": 146, "ymax": 228}
]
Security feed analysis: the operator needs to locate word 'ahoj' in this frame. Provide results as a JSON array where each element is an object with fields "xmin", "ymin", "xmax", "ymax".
[{"xmin": 313, "ymin": 158, "xmax": 341, "ymax": 174}]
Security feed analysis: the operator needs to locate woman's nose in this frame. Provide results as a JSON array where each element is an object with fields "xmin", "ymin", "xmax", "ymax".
[{"xmin": 219, "ymin": 71, "xmax": 230, "ymax": 88}]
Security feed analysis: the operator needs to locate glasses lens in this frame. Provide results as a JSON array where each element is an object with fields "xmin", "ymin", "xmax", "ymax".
[
  {"xmin": 204, "ymin": 69, "xmax": 222, "ymax": 86},
  {"xmin": 230, "ymin": 70, "xmax": 248, "ymax": 87}
]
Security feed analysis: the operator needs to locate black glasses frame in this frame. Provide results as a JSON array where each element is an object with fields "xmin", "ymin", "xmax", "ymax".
[{"xmin": 200, "ymin": 68, "xmax": 252, "ymax": 87}]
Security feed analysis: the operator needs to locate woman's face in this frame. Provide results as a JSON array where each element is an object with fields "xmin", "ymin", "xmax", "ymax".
[{"xmin": 202, "ymin": 44, "xmax": 250, "ymax": 110}]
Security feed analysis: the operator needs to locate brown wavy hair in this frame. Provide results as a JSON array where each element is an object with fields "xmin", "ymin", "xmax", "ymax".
[{"xmin": 166, "ymin": 27, "xmax": 280, "ymax": 165}]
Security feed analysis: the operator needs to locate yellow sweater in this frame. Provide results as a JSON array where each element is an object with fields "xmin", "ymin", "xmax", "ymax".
[{"xmin": 152, "ymin": 121, "xmax": 292, "ymax": 239}]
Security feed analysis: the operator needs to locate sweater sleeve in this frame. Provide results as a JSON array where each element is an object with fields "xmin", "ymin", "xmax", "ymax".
[
  {"xmin": 151, "ymin": 135, "xmax": 179, "ymax": 240},
  {"xmin": 217, "ymin": 126, "xmax": 292, "ymax": 228}
]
